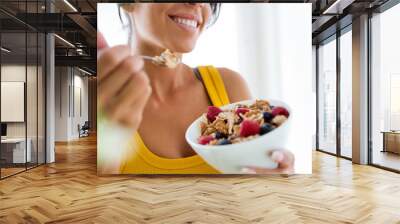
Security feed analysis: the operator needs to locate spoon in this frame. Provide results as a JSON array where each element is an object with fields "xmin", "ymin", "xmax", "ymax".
[
  {"xmin": 139, "ymin": 51, "xmax": 181, "ymax": 68},
  {"xmin": 127, "ymin": 15, "xmax": 181, "ymax": 68}
]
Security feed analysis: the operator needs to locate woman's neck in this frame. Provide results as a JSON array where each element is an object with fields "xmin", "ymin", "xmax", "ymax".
[
  {"xmin": 133, "ymin": 40, "xmax": 189, "ymax": 103},
  {"xmin": 145, "ymin": 63, "xmax": 188, "ymax": 102}
]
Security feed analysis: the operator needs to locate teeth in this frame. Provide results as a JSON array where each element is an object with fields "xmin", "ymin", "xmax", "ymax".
[{"xmin": 173, "ymin": 17, "xmax": 197, "ymax": 29}]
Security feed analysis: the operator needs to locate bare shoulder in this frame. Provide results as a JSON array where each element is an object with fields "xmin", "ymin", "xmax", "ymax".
[{"xmin": 217, "ymin": 67, "xmax": 252, "ymax": 103}]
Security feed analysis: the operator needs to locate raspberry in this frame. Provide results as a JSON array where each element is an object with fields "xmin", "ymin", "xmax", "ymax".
[
  {"xmin": 271, "ymin": 107, "xmax": 289, "ymax": 118},
  {"xmin": 240, "ymin": 120, "xmax": 260, "ymax": 137},
  {"xmin": 207, "ymin": 106, "xmax": 222, "ymax": 122},
  {"xmin": 236, "ymin": 107, "xmax": 250, "ymax": 116},
  {"xmin": 198, "ymin": 135, "xmax": 215, "ymax": 145}
]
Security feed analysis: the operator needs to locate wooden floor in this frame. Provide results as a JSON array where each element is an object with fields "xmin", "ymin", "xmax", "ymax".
[
  {"xmin": 0, "ymin": 135, "xmax": 400, "ymax": 224},
  {"xmin": 373, "ymin": 150, "xmax": 400, "ymax": 171},
  {"xmin": 1, "ymin": 163, "xmax": 43, "ymax": 178},
  {"xmin": 1, "ymin": 167, "xmax": 26, "ymax": 178}
]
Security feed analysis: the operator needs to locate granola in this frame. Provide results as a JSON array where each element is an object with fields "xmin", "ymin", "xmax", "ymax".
[
  {"xmin": 152, "ymin": 49, "xmax": 181, "ymax": 68},
  {"xmin": 198, "ymin": 100, "xmax": 290, "ymax": 145}
]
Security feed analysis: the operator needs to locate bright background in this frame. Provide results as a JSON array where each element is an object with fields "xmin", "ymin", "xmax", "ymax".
[
  {"xmin": 98, "ymin": 3, "xmax": 313, "ymax": 174},
  {"xmin": 371, "ymin": 4, "xmax": 400, "ymax": 165}
]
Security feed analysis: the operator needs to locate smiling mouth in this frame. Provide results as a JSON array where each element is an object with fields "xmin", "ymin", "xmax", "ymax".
[{"xmin": 168, "ymin": 15, "xmax": 199, "ymax": 30}]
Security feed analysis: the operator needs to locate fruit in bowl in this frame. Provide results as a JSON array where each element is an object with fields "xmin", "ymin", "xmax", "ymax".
[
  {"xmin": 185, "ymin": 99, "xmax": 292, "ymax": 174},
  {"xmin": 198, "ymin": 100, "xmax": 289, "ymax": 146}
]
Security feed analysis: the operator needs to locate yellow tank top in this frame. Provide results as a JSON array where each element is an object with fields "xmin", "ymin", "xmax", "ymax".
[{"xmin": 120, "ymin": 66, "xmax": 230, "ymax": 174}]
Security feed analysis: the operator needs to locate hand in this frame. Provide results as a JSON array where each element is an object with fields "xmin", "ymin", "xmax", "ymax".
[
  {"xmin": 97, "ymin": 32, "xmax": 152, "ymax": 129},
  {"xmin": 240, "ymin": 150, "xmax": 295, "ymax": 175}
]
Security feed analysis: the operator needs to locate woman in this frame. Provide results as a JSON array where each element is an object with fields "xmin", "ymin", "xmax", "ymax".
[{"xmin": 98, "ymin": 3, "xmax": 294, "ymax": 174}]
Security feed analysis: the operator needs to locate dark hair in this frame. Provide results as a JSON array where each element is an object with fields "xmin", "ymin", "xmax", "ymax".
[
  {"xmin": 209, "ymin": 3, "xmax": 222, "ymax": 26},
  {"xmin": 118, "ymin": 3, "xmax": 222, "ymax": 32}
]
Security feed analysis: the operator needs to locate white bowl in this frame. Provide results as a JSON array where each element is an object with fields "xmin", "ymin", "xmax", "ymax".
[{"xmin": 185, "ymin": 99, "xmax": 292, "ymax": 174}]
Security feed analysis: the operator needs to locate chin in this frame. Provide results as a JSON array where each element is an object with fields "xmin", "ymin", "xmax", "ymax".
[{"xmin": 168, "ymin": 41, "xmax": 196, "ymax": 53}]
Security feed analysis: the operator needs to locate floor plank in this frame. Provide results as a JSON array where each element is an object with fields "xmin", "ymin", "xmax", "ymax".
[
  {"xmin": 0, "ymin": 135, "xmax": 399, "ymax": 224},
  {"xmin": 372, "ymin": 151, "xmax": 400, "ymax": 171}
]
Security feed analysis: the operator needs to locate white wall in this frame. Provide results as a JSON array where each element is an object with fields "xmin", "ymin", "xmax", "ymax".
[
  {"xmin": 1, "ymin": 66, "xmax": 26, "ymax": 141},
  {"xmin": 54, "ymin": 67, "xmax": 89, "ymax": 141},
  {"xmin": 1, "ymin": 64, "xmax": 46, "ymax": 163},
  {"xmin": 1, "ymin": 79, "xmax": 24, "ymax": 124},
  {"xmin": 72, "ymin": 73, "xmax": 89, "ymax": 138},
  {"xmin": 1, "ymin": 65, "xmax": 38, "ymax": 138},
  {"xmin": 55, "ymin": 67, "xmax": 69, "ymax": 141}
]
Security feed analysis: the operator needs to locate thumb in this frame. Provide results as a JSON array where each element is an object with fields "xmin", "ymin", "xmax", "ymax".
[
  {"xmin": 97, "ymin": 32, "xmax": 108, "ymax": 51},
  {"xmin": 270, "ymin": 150, "xmax": 294, "ymax": 169}
]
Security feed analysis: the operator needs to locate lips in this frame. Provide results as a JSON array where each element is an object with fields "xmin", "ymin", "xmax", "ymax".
[
  {"xmin": 168, "ymin": 14, "xmax": 201, "ymax": 30},
  {"xmin": 172, "ymin": 16, "xmax": 197, "ymax": 28}
]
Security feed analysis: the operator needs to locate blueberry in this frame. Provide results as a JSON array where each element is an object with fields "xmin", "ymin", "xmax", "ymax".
[
  {"xmin": 215, "ymin": 132, "xmax": 227, "ymax": 139},
  {"xmin": 260, "ymin": 123, "xmax": 274, "ymax": 135},
  {"xmin": 263, "ymin": 112, "xmax": 274, "ymax": 122},
  {"xmin": 218, "ymin": 139, "xmax": 231, "ymax": 145}
]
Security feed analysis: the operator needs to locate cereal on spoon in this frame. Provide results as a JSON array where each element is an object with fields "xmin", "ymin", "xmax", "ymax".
[
  {"xmin": 198, "ymin": 100, "xmax": 290, "ymax": 145},
  {"xmin": 152, "ymin": 49, "xmax": 181, "ymax": 68}
]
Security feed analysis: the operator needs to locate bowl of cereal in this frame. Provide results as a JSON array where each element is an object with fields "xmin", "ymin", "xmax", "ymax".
[{"xmin": 185, "ymin": 99, "xmax": 291, "ymax": 174}]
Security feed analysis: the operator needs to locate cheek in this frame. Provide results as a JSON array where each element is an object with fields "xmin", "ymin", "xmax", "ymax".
[
  {"xmin": 134, "ymin": 9, "xmax": 165, "ymax": 41},
  {"xmin": 203, "ymin": 7, "xmax": 212, "ymax": 26},
  {"xmin": 133, "ymin": 6, "xmax": 204, "ymax": 53}
]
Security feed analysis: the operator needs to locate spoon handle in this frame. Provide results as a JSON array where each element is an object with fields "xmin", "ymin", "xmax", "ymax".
[
  {"xmin": 140, "ymin": 55, "xmax": 155, "ymax": 61},
  {"xmin": 127, "ymin": 14, "xmax": 135, "ymax": 55}
]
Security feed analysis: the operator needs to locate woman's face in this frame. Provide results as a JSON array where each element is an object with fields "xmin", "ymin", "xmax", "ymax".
[{"xmin": 131, "ymin": 3, "xmax": 212, "ymax": 53}]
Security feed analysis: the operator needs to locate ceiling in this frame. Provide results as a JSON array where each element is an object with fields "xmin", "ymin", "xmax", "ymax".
[
  {"xmin": 0, "ymin": 0, "xmax": 98, "ymax": 74},
  {"xmin": 0, "ymin": 0, "xmax": 395, "ymax": 75},
  {"xmin": 311, "ymin": 0, "xmax": 391, "ymax": 43}
]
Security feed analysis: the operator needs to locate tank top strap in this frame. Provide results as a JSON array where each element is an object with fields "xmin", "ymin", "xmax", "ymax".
[{"xmin": 197, "ymin": 66, "xmax": 230, "ymax": 106}]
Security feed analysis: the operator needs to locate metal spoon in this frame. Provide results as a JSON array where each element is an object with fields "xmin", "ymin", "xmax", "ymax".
[{"xmin": 127, "ymin": 15, "xmax": 181, "ymax": 68}]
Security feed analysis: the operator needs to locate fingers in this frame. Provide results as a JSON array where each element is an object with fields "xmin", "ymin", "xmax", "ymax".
[
  {"xmin": 98, "ymin": 45, "xmax": 132, "ymax": 82},
  {"xmin": 97, "ymin": 32, "xmax": 109, "ymax": 51},
  {"xmin": 240, "ymin": 150, "xmax": 295, "ymax": 175},
  {"xmin": 105, "ymin": 70, "xmax": 150, "ymax": 125},
  {"xmin": 270, "ymin": 150, "xmax": 294, "ymax": 170},
  {"xmin": 97, "ymin": 46, "xmax": 151, "ymax": 128},
  {"xmin": 98, "ymin": 56, "xmax": 144, "ymax": 105},
  {"xmin": 241, "ymin": 166, "xmax": 294, "ymax": 175},
  {"xmin": 120, "ymin": 81, "xmax": 152, "ymax": 127},
  {"xmin": 100, "ymin": 62, "xmax": 151, "ymax": 128}
]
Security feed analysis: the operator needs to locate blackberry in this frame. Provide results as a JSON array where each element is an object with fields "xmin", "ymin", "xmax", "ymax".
[{"xmin": 260, "ymin": 123, "xmax": 274, "ymax": 135}]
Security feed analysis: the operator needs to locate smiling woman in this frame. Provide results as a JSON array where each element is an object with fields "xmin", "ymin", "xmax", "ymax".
[
  {"xmin": 118, "ymin": 3, "xmax": 221, "ymax": 29},
  {"xmin": 118, "ymin": 3, "xmax": 221, "ymax": 53},
  {"xmin": 97, "ymin": 3, "xmax": 303, "ymax": 175}
]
